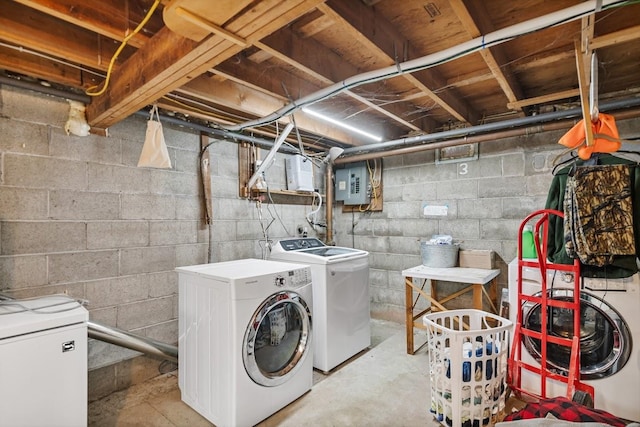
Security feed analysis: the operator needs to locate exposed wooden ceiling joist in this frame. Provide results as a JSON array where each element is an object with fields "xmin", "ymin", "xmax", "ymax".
[
  {"xmin": 254, "ymin": 26, "xmax": 428, "ymax": 134},
  {"xmin": 86, "ymin": 0, "xmax": 326, "ymax": 129},
  {"xmin": 1, "ymin": 0, "xmax": 639, "ymax": 149},
  {"xmin": 321, "ymin": 0, "xmax": 479, "ymax": 125},
  {"xmin": 451, "ymin": 0, "xmax": 525, "ymax": 112}
]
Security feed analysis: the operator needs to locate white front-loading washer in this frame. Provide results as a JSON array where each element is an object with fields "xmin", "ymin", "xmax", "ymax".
[
  {"xmin": 508, "ymin": 258, "xmax": 639, "ymax": 422},
  {"xmin": 176, "ymin": 258, "xmax": 313, "ymax": 427},
  {"xmin": 270, "ymin": 238, "xmax": 370, "ymax": 373}
]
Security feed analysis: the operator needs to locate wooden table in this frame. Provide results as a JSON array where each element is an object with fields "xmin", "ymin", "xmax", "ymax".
[{"xmin": 402, "ymin": 265, "xmax": 500, "ymax": 355}]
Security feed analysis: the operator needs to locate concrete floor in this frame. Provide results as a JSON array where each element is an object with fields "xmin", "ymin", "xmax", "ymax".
[{"xmin": 88, "ymin": 319, "xmax": 446, "ymax": 426}]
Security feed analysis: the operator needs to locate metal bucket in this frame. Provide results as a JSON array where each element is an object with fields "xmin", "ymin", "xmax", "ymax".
[{"xmin": 420, "ymin": 242, "xmax": 459, "ymax": 268}]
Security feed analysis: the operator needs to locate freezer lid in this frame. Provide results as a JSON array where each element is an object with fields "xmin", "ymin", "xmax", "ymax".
[{"xmin": 0, "ymin": 295, "xmax": 88, "ymax": 339}]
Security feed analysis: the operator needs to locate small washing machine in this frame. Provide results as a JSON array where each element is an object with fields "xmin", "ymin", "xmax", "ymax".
[
  {"xmin": 0, "ymin": 295, "xmax": 88, "ymax": 427},
  {"xmin": 176, "ymin": 258, "xmax": 313, "ymax": 427},
  {"xmin": 270, "ymin": 238, "xmax": 370, "ymax": 372},
  {"xmin": 508, "ymin": 258, "xmax": 640, "ymax": 421}
]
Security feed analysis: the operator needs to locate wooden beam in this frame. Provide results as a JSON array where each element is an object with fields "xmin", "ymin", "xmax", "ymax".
[
  {"xmin": 511, "ymin": 50, "xmax": 575, "ymax": 73},
  {"xmin": 451, "ymin": 0, "xmax": 524, "ymax": 110},
  {"xmin": 322, "ymin": 0, "xmax": 479, "ymax": 125},
  {"xmin": 290, "ymin": 9, "xmax": 335, "ymax": 38},
  {"xmin": 213, "ymin": 56, "xmax": 323, "ymax": 100},
  {"xmin": 507, "ymin": 89, "xmax": 580, "ymax": 110},
  {"xmin": 0, "ymin": 45, "xmax": 84, "ymax": 88},
  {"xmin": 256, "ymin": 26, "xmax": 429, "ymax": 132},
  {"xmin": 575, "ymin": 41, "xmax": 594, "ymax": 146},
  {"xmin": 178, "ymin": 74, "xmax": 361, "ymax": 145},
  {"xmin": 0, "ymin": 0, "xmax": 124, "ymax": 72},
  {"xmin": 590, "ymin": 25, "xmax": 640, "ymax": 50},
  {"xmin": 86, "ymin": 0, "xmax": 325, "ymax": 129},
  {"xmin": 13, "ymin": 0, "xmax": 160, "ymax": 48}
]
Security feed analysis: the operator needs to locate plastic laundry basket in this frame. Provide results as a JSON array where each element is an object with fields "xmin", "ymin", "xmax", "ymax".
[{"xmin": 423, "ymin": 309, "xmax": 512, "ymax": 427}]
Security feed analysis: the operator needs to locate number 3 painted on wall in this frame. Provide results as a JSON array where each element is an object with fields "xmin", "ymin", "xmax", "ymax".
[{"xmin": 459, "ymin": 163, "xmax": 468, "ymax": 175}]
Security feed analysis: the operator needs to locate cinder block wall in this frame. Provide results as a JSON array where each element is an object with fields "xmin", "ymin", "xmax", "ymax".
[
  {"xmin": 3, "ymin": 84, "xmax": 640, "ymax": 398},
  {"xmin": 333, "ymin": 117, "xmax": 640, "ymax": 323},
  {"xmin": 0, "ymin": 86, "xmax": 323, "ymax": 400}
]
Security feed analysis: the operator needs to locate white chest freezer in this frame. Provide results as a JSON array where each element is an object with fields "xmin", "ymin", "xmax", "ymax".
[{"xmin": 0, "ymin": 295, "xmax": 89, "ymax": 427}]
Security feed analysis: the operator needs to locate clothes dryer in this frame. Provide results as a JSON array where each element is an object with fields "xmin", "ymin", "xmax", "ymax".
[
  {"xmin": 270, "ymin": 238, "xmax": 370, "ymax": 372},
  {"xmin": 176, "ymin": 259, "xmax": 313, "ymax": 427},
  {"xmin": 508, "ymin": 258, "xmax": 639, "ymax": 421}
]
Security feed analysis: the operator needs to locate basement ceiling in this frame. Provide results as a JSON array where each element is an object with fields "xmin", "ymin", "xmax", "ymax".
[{"xmin": 1, "ymin": 0, "xmax": 639, "ymax": 152}]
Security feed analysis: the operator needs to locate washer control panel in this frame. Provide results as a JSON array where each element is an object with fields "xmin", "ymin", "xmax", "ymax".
[
  {"xmin": 274, "ymin": 267, "xmax": 311, "ymax": 288},
  {"xmin": 277, "ymin": 238, "xmax": 325, "ymax": 251}
]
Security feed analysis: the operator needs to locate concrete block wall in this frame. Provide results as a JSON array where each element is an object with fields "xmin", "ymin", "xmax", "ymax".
[
  {"xmin": 0, "ymin": 85, "xmax": 206, "ymax": 399},
  {"xmin": 0, "ymin": 85, "xmax": 324, "ymax": 400},
  {"xmin": 333, "ymin": 117, "xmax": 640, "ymax": 323}
]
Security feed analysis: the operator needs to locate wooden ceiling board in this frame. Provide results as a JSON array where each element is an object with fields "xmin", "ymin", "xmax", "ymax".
[
  {"xmin": 595, "ymin": 43, "xmax": 640, "ymax": 95},
  {"xmin": 14, "ymin": 0, "xmax": 163, "ymax": 47},
  {"xmin": 481, "ymin": 0, "xmax": 582, "ymax": 32},
  {"xmin": 0, "ymin": 46, "xmax": 84, "ymax": 87},
  {"xmin": 162, "ymin": 0, "xmax": 254, "ymax": 41},
  {"xmin": 373, "ymin": 0, "xmax": 471, "ymax": 56},
  {"xmin": 592, "ymin": 3, "xmax": 640, "ymax": 35},
  {"xmin": 2, "ymin": 0, "xmax": 640, "ymax": 147}
]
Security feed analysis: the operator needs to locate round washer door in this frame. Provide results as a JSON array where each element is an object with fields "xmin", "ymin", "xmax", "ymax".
[
  {"xmin": 243, "ymin": 290, "xmax": 312, "ymax": 387},
  {"xmin": 522, "ymin": 288, "xmax": 632, "ymax": 379}
]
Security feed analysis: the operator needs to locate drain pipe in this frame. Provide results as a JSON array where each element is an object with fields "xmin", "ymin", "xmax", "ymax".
[
  {"xmin": 325, "ymin": 162, "xmax": 335, "ymax": 245},
  {"xmin": 88, "ymin": 320, "xmax": 178, "ymax": 363},
  {"xmin": 335, "ymin": 108, "xmax": 640, "ymax": 164},
  {"xmin": 334, "ymin": 97, "xmax": 640, "ymax": 162}
]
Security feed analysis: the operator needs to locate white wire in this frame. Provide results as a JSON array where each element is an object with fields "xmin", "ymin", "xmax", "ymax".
[
  {"xmin": 306, "ymin": 191, "xmax": 323, "ymax": 228},
  {"xmin": 0, "ymin": 294, "xmax": 87, "ymax": 315}
]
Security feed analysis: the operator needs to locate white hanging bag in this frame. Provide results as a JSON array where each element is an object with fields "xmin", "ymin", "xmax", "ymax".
[{"xmin": 138, "ymin": 104, "xmax": 172, "ymax": 168}]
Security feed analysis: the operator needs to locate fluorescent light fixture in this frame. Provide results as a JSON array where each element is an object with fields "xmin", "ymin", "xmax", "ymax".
[
  {"xmin": 303, "ymin": 108, "xmax": 382, "ymax": 142},
  {"xmin": 247, "ymin": 123, "xmax": 294, "ymax": 189}
]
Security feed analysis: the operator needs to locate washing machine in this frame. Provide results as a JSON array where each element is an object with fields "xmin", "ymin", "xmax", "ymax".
[
  {"xmin": 0, "ymin": 295, "xmax": 88, "ymax": 427},
  {"xmin": 270, "ymin": 238, "xmax": 370, "ymax": 373},
  {"xmin": 176, "ymin": 258, "xmax": 313, "ymax": 427},
  {"xmin": 508, "ymin": 258, "xmax": 640, "ymax": 421}
]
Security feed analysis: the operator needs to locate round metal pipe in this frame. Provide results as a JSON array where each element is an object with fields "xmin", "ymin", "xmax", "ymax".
[
  {"xmin": 335, "ymin": 99, "xmax": 640, "ymax": 163},
  {"xmin": 88, "ymin": 320, "xmax": 178, "ymax": 363},
  {"xmin": 325, "ymin": 162, "xmax": 335, "ymax": 245},
  {"xmin": 0, "ymin": 75, "xmax": 91, "ymax": 103}
]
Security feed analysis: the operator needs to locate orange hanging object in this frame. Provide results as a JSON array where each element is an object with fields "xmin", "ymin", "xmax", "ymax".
[{"xmin": 558, "ymin": 113, "xmax": 620, "ymax": 160}]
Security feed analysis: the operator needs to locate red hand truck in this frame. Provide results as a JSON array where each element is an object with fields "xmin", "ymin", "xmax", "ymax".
[{"xmin": 508, "ymin": 209, "xmax": 594, "ymax": 405}]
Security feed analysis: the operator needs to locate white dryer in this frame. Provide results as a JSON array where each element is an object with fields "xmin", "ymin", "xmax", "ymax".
[
  {"xmin": 270, "ymin": 238, "xmax": 370, "ymax": 372},
  {"xmin": 176, "ymin": 258, "xmax": 313, "ymax": 427},
  {"xmin": 508, "ymin": 258, "xmax": 640, "ymax": 422}
]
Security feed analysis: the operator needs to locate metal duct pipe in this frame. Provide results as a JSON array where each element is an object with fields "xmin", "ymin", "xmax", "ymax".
[
  {"xmin": 334, "ymin": 97, "xmax": 640, "ymax": 163},
  {"xmin": 0, "ymin": 293, "xmax": 178, "ymax": 363},
  {"xmin": 88, "ymin": 320, "xmax": 178, "ymax": 363}
]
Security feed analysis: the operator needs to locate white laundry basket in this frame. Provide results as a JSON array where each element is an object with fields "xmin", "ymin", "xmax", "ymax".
[{"xmin": 423, "ymin": 309, "xmax": 512, "ymax": 427}]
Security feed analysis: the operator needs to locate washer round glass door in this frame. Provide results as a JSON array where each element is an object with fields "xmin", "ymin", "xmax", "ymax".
[
  {"xmin": 243, "ymin": 290, "xmax": 312, "ymax": 386},
  {"xmin": 522, "ymin": 288, "xmax": 631, "ymax": 379}
]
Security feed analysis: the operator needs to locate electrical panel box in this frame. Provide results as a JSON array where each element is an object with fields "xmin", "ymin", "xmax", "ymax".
[
  {"xmin": 285, "ymin": 155, "xmax": 314, "ymax": 192},
  {"xmin": 335, "ymin": 162, "xmax": 370, "ymax": 205}
]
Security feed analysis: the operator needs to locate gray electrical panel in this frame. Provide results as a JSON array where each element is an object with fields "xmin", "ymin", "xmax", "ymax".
[{"xmin": 335, "ymin": 162, "xmax": 370, "ymax": 205}]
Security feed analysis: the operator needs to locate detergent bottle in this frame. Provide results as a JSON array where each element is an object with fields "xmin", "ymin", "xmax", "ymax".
[{"xmin": 522, "ymin": 224, "xmax": 537, "ymax": 259}]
